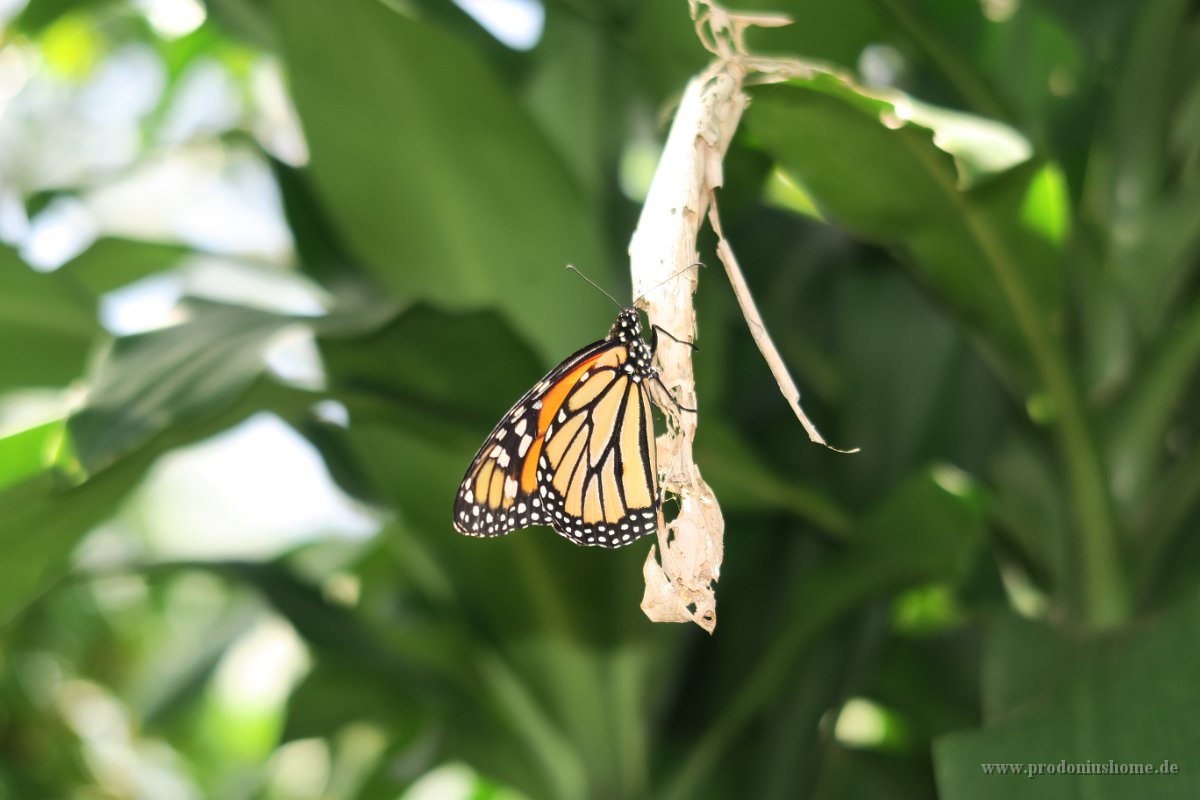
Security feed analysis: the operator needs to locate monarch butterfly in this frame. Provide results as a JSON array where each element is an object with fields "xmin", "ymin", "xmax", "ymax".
[{"xmin": 453, "ymin": 305, "xmax": 685, "ymax": 548}]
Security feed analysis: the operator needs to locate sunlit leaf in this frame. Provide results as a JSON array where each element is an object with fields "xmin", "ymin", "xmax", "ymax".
[
  {"xmin": 68, "ymin": 300, "xmax": 298, "ymax": 473},
  {"xmin": 0, "ymin": 471, "xmax": 133, "ymax": 624},
  {"xmin": 0, "ymin": 245, "xmax": 99, "ymax": 391},
  {"xmin": 60, "ymin": 237, "xmax": 190, "ymax": 298},
  {"xmin": 746, "ymin": 74, "xmax": 1061, "ymax": 386},
  {"xmin": 0, "ymin": 419, "xmax": 67, "ymax": 489}
]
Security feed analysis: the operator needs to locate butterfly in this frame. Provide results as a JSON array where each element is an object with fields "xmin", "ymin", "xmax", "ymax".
[{"xmin": 453, "ymin": 307, "xmax": 679, "ymax": 548}]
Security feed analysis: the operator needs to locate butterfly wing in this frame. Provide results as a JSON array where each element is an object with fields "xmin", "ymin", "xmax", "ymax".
[
  {"xmin": 536, "ymin": 351, "xmax": 659, "ymax": 547},
  {"xmin": 453, "ymin": 336, "xmax": 660, "ymax": 548}
]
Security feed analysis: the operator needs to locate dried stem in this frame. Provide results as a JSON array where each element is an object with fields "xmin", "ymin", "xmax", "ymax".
[
  {"xmin": 630, "ymin": 0, "xmax": 852, "ymax": 632},
  {"xmin": 707, "ymin": 201, "xmax": 860, "ymax": 453}
]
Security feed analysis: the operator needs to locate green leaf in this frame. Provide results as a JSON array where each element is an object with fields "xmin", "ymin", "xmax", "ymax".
[
  {"xmin": 268, "ymin": 158, "xmax": 360, "ymax": 287},
  {"xmin": 0, "ymin": 380, "xmax": 318, "ymax": 625},
  {"xmin": 976, "ymin": 2, "xmax": 1084, "ymax": 126},
  {"xmin": 524, "ymin": 8, "xmax": 612, "ymax": 197},
  {"xmin": 663, "ymin": 467, "xmax": 986, "ymax": 800},
  {"xmin": 12, "ymin": 0, "xmax": 120, "ymax": 34},
  {"xmin": 1111, "ymin": 191, "xmax": 1200, "ymax": 336},
  {"xmin": 283, "ymin": 660, "xmax": 426, "ymax": 744},
  {"xmin": 834, "ymin": 265, "xmax": 1010, "ymax": 492},
  {"xmin": 0, "ymin": 470, "xmax": 134, "ymax": 625},
  {"xmin": 305, "ymin": 416, "xmax": 672, "ymax": 799},
  {"xmin": 68, "ymin": 300, "xmax": 297, "ymax": 473},
  {"xmin": 320, "ymin": 304, "xmax": 543, "ymax": 446},
  {"xmin": 0, "ymin": 419, "xmax": 68, "ymax": 490},
  {"xmin": 694, "ymin": 421, "xmax": 850, "ymax": 536},
  {"xmin": 894, "ymin": 99, "xmax": 1033, "ymax": 190},
  {"xmin": 934, "ymin": 588, "xmax": 1200, "ymax": 798},
  {"xmin": 203, "ymin": 0, "xmax": 278, "ymax": 49},
  {"xmin": 745, "ymin": 74, "xmax": 1058, "ymax": 386},
  {"xmin": 746, "ymin": 73, "xmax": 1130, "ymax": 628},
  {"xmin": 273, "ymin": 0, "xmax": 612, "ymax": 363},
  {"xmin": 59, "ymin": 237, "xmax": 190, "ymax": 298},
  {"xmin": 1107, "ymin": 297, "xmax": 1200, "ymax": 519},
  {"xmin": 989, "ymin": 433, "xmax": 1064, "ymax": 587},
  {"xmin": 1092, "ymin": 0, "xmax": 1193, "ymax": 226},
  {"xmin": 0, "ymin": 245, "xmax": 99, "ymax": 391}
]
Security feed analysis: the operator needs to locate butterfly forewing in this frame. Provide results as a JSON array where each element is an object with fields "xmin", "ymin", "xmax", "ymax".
[{"xmin": 453, "ymin": 309, "xmax": 661, "ymax": 548}]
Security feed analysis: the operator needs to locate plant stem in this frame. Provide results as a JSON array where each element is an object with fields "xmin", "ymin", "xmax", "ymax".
[{"xmin": 960, "ymin": 195, "xmax": 1130, "ymax": 627}]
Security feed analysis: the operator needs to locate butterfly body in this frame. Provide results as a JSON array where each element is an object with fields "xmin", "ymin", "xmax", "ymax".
[{"xmin": 454, "ymin": 309, "xmax": 661, "ymax": 548}]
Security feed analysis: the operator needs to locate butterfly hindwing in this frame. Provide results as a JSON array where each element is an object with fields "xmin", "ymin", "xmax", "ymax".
[{"xmin": 537, "ymin": 355, "xmax": 659, "ymax": 546}]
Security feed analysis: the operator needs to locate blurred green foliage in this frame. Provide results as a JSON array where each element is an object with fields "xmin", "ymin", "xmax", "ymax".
[{"xmin": 2, "ymin": 0, "xmax": 1200, "ymax": 798}]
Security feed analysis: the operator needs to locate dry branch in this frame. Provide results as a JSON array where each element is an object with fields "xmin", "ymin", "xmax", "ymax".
[{"xmin": 630, "ymin": 0, "xmax": 852, "ymax": 632}]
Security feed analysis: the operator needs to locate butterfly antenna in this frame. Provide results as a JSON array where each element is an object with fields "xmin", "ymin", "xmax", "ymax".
[
  {"xmin": 632, "ymin": 261, "xmax": 706, "ymax": 306},
  {"xmin": 565, "ymin": 264, "xmax": 623, "ymax": 310}
]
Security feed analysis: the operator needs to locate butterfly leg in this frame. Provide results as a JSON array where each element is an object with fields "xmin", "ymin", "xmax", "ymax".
[
  {"xmin": 651, "ymin": 324, "xmax": 699, "ymax": 351},
  {"xmin": 653, "ymin": 373, "xmax": 698, "ymax": 414}
]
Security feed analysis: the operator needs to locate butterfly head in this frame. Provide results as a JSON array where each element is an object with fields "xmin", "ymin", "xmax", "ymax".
[
  {"xmin": 611, "ymin": 308, "xmax": 654, "ymax": 378},
  {"xmin": 611, "ymin": 308, "xmax": 642, "ymax": 341}
]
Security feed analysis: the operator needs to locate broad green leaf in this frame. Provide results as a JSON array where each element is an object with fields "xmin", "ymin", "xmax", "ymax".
[
  {"xmin": 663, "ymin": 467, "xmax": 986, "ymax": 800},
  {"xmin": 59, "ymin": 237, "xmax": 190, "ymax": 298},
  {"xmin": 897, "ymin": 99, "xmax": 1033, "ymax": 190},
  {"xmin": 0, "ymin": 419, "xmax": 67, "ymax": 489},
  {"xmin": 134, "ymin": 598, "xmax": 261, "ymax": 726},
  {"xmin": 283, "ymin": 660, "xmax": 427, "ymax": 744},
  {"xmin": 694, "ymin": 421, "xmax": 850, "ymax": 536},
  {"xmin": 269, "ymin": 158, "xmax": 360, "ymax": 287},
  {"xmin": 1173, "ymin": 70, "xmax": 1200, "ymax": 180},
  {"xmin": 320, "ymin": 304, "xmax": 543, "ymax": 444},
  {"xmin": 332, "ymin": 419, "xmax": 650, "ymax": 639},
  {"xmin": 0, "ymin": 470, "xmax": 135, "ymax": 625},
  {"xmin": 68, "ymin": 300, "xmax": 297, "ymax": 473},
  {"xmin": 745, "ymin": 74, "xmax": 1061, "ymax": 387},
  {"xmin": 1111, "ymin": 191, "xmax": 1200, "ymax": 335},
  {"xmin": 203, "ymin": 0, "xmax": 278, "ymax": 49},
  {"xmin": 307, "ymin": 418, "xmax": 669, "ymax": 799},
  {"xmin": 834, "ymin": 265, "xmax": 1010, "ymax": 493},
  {"xmin": 934, "ymin": 589, "xmax": 1200, "ymax": 799},
  {"xmin": 1106, "ymin": 296, "xmax": 1200, "ymax": 518},
  {"xmin": 977, "ymin": 3, "xmax": 1084, "ymax": 126},
  {"xmin": 989, "ymin": 433, "xmax": 1064, "ymax": 587},
  {"xmin": 217, "ymin": 560, "xmax": 446, "ymax": 686},
  {"xmin": 13, "ymin": 0, "xmax": 120, "ymax": 34},
  {"xmin": 0, "ymin": 380, "xmax": 317, "ymax": 625},
  {"xmin": 0, "ymin": 245, "xmax": 99, "ymax": 391},
  {"xmin": 525, "ymin": 8, "xmax": 612, "ymax": 197},
  {"xmin": 1092, "ymin": 0, "xmax": 1193, "ymax": 227},
  {"xmin": 273, "ymin": 0, "xmax": 612, "ymax": 363}
]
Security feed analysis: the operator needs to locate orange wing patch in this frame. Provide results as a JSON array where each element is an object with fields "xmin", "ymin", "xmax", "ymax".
[
  {"xmin": 536, "ymin": 348, "xmax": 624, "ymax": 434},
  {"xmin": 519, "ymin": 348, "xmax": 624, "ymax": 493}
]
